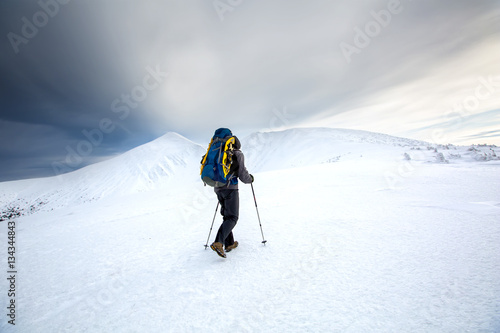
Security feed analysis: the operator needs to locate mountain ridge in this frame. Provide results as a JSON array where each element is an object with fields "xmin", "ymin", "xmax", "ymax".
[{"xmin": 2, "ymin": 127, "xmax": 497, "ymax": 220}]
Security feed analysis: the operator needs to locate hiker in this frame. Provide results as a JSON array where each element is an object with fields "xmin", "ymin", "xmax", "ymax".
[{"xmin": 201, "ymin": 128, "xmax": 253, "ymax": 258}]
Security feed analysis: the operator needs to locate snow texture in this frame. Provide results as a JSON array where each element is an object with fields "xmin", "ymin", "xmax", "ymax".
[{"xmin": 1, "ymin": 127, "xmax": 499, "ymax": 332}]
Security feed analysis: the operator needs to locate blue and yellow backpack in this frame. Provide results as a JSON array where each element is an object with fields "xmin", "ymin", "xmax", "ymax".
[{"xmin": 200, "ymin": 128, "xmax": 238, "ymax": 187}]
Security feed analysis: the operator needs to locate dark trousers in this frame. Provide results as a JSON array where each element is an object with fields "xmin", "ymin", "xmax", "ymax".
[{"xmin": 214, "ymin": 189, "xmax": 239, "ymax": 247}]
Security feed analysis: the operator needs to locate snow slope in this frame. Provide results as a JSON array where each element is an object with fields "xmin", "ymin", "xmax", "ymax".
[
  {"xmin": 0, "ymin": 132, "xmax": 205, "ymax": 216},
  {"xmin": 244, "ymin": 127, "xmax": 429, "ymax": 172},
  {"xmin": 1, "ymin": 127, "xmax": 499, "ymax": 332}
]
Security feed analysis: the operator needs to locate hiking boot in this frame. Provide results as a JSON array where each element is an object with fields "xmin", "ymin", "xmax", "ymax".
[
  {"xmin": 225, "ymin": 241, "xmax": 239, "ymax": 252},
  {"xmin": 210, "ymin": 242, "xmax": 226, "ymax": 258}
]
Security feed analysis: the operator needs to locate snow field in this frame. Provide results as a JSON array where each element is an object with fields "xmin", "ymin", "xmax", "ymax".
[
  {"xmin": 0, "ymin": 128, "xmax": 499, "ymax": 332},
  {"xmin": 1, "ymin": 160, "xmax": 498, "ymax": 332}
]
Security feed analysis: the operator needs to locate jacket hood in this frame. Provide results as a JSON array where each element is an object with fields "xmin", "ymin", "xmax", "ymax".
[{"xmin": 233, "ymin": 136, "xmax": 241, "ymax": 150}]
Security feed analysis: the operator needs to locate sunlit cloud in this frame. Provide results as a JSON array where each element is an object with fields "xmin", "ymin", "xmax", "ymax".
[{"xmin": 0, "ymin": 0, "xmax": 499, "ymax": 181}]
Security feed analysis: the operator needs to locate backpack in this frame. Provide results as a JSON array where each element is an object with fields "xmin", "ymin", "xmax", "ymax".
[{"xmin": 200, "ymin": 128, "xmax": 238, "ymax": 187}]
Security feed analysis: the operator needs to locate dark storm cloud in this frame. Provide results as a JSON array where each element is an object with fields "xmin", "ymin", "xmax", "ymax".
[
  {"xmin": 0, "ymin": 0, "xmax": 175, "ymax": 181},
  {"xmin": 0, "ymin": 0, "xmax": 498, "ymax": 181}
]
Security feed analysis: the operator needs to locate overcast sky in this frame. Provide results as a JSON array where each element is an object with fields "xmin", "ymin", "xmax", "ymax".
[{"xmin": 0, "ymin": 0, "xmax": 499, "ymax": 182}]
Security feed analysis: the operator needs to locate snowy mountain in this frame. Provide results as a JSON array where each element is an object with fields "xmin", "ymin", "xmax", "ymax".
[
  {"xmin": 1, "ymin": 127, "xmax": 499, "ymax": 220},
  {"xmin": 0, "ymin": 132, "xmax": 205, "ymax": 217},
  {"xmin": 1, "ymin": 127, "xmax": 499, "ymax": 332},
  {"xmin": 244, "ymin": 127, "xmax": 430, "ymax": 172}
]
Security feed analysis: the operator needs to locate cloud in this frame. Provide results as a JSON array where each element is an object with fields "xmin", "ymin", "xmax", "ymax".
[
  {"xmin": 0, "ymin": 0, "xmax": 499, "ymax": 181},
  {"xmin": 461, "ymin": 129, "xmax": 500, "ymax": 140},
  {"xmin": 303, "ymin": 20, "xmax": 500, "ymax": 145}
]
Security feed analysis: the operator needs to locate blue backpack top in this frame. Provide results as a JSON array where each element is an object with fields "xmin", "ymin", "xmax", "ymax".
[{"xmin": 200, "ymin": 128, "xmax": 238, "ymax": 187}]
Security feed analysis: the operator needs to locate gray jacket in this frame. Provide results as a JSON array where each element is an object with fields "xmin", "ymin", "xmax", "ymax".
[{"xmin": 215, "ymin": 149, "xmax": 252, "ymax": 191}]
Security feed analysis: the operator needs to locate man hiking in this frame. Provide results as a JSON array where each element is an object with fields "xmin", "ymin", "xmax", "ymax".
[{"xmin": 201, "ymin": 128, "xmax": 253, "ymax": 258}]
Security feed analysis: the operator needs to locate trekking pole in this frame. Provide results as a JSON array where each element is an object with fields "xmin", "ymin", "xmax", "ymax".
[
  {"xmin": 251, "ymin": 183, "xmax": 267, "ymax": 245},
  {"xmin": 204, "ymin": 202, "xmax": 219, "ymax": 249}
]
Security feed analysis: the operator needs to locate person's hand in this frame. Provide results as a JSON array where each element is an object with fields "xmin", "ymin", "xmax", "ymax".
[{"xmin": 250, "ymin": 174, "xmax": 254, "ymax": 183}]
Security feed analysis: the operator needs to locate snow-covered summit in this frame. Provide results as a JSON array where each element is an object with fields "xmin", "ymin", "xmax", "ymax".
[
  {"xmin": 0, "ymin": 127, "xmax": 499, "ymax": 333},
  {"xmin": 248, "ymin": 127, "xmax": 429, "ymax": 147},
  {"xmin": 244, "ymin": 127, "xmax": 430, "ymax": 172},
  {"xmin": 1, "ymin": 127, "xmax": 498, "ymax": 220},
  {"xmin": 0, "ymin": 132, "xmax": 205, "ymax": 217}
]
